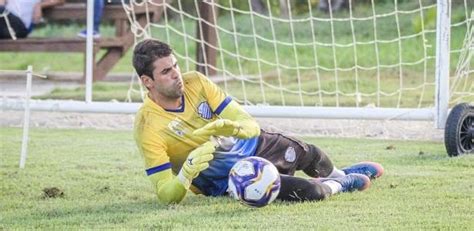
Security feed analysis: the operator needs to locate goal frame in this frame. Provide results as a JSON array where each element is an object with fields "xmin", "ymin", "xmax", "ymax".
[{"xmin": 0, "ymin": 0, "xmax": 455, "ymax": 128}]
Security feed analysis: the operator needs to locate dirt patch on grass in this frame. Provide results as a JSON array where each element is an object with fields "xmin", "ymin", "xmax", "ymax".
[{"xmin": 42, "ymin": 187, "xmax": 64, "ymax": 199}]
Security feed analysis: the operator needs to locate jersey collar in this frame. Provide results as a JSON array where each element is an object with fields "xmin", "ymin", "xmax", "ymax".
[{"xmin": 144, "ymin": 94, "xmax": 185, "ymax": 113}]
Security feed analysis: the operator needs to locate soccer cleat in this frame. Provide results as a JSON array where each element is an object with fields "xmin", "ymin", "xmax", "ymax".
[
  {"xmin": 342, "ymin": 161, "xmax": 384, "ymax": 179},
  {"xmin": 77, "ymin": 29, "xmax": 101, "ymax": 39},
  {"xmin": 332, "ymin": 173, "xmax": 371, "ymax": 192}
]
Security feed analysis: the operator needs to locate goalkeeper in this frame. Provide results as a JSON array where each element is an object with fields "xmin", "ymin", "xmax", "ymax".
[{"xmin": 132, "ymin": 39, "xmax": 384, "ymax": 204}]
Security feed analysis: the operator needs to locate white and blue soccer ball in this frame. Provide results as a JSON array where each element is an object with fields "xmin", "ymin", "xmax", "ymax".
[{"xmin": 227, "ymin": 156, "xmax": 281, "ymax": 208}]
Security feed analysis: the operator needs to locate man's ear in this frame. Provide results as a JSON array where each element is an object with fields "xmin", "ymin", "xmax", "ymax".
[{"xmin": 140, "ymin": 75, "xmax": 153, "ymax": 89}]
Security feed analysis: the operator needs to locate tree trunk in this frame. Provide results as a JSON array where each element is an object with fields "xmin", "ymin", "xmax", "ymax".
[
  {"xmin": 196, "ymin": 0, "xmax": 218, "ymax": 76},
  {"xmin": 319, "ymin": 0, "xmax": 350, "ymax": 13},
  {"xmin": 250, "ymin": 0, "xmax": 268, "ymax": 15},
  {"xmin": 279, "ymin": 0, "xmax": 289, "ymax": 18}
]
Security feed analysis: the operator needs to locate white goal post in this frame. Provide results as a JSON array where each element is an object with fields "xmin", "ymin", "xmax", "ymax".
[{"xmin": 2, "ymin": 0, "xmax": 473, "ymax": 129}]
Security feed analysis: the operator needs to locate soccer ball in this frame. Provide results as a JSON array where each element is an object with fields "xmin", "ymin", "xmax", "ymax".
[{"xmin": 227, "ymin": 156, "xmax": 281, "ymax": 208}]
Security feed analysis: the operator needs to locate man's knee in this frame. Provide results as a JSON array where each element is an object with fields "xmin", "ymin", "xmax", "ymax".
[{"xmin": 301, "ymin": 144, "xmax": 334, "ymax": 178}]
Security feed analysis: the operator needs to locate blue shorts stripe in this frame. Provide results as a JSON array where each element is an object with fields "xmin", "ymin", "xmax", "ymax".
[
  {"xmin": 214, "ymin": 96, "xmax": 232, "ymax": 115},
  {"xmin": 146, "ymin": 162, "xmax": 172, "ymax": 176}
]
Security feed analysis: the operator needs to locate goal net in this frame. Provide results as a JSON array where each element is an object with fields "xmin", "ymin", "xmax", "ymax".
[
  {"xmin": 122, "ymin": 0, "xmax": 472, "ymax": 119},
  {"xmin": 2, "ymin": 0, "xmax": 471, "ymax": 129}
]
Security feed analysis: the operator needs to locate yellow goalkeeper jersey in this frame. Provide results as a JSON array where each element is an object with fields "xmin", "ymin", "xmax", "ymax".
[
  {"xmin": 134, "ymin": 71, "xmax": 226, "ymax": 173},
  {"xmin": 134, "ymin": 71, "xmax": 258, "ymax": 195}
]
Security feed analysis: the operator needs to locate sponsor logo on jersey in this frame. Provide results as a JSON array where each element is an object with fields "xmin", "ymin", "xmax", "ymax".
[
  {"xmin": 168, "ymin": 118, "xmax": 186, "ymax": 136},
  {"xmin": 197, "ymin": 101, "xmax": 213, "ymax": 120}
]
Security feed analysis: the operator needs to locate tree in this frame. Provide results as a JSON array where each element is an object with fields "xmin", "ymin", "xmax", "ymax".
[
  {"xmin": 279, "ymin": 0, "xmax": 289, "ymax": 18},
  {"xmin": 318, "ymin": 0, "xmax": 350, "ymax": 13},
  {"xmin": 250, "ymin": 0, "xmax": 268, "ymax": 15}
]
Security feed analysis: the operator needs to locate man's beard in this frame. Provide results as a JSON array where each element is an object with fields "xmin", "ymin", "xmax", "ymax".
[{"xmin": 158, "ymin": 85, "xmax": 183, "ymax": 99}]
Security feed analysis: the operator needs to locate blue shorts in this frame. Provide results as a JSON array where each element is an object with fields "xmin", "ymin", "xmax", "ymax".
[{"xmin": 192, "ymin": 137, "xmax": 259, "ymax": 196}]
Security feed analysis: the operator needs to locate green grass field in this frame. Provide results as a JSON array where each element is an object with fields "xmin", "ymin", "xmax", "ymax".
[
  {"xmin": 1, "ymin": 2, "xmax": 473, "ymax": 229},
  {"xmin": 1, "ymin": 127, "xmax": 473, "ymax": 229}
]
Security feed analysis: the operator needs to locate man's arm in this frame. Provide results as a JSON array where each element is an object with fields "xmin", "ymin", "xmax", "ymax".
[
  {"xmin": 191, "ymin": 72, "xmax": 260, "ymax": 139},
  {"xmin": 194, "ymin": 99, "xmax": 260, "ymax": 139},
  {"xmin": 148, "ymin": 169, "xmax": 188, "ymax": 204},
  {"xmin": 146, "ymin": 141, "xmax": 215, "ymax": 204},
  {"xmin": 217, "ymin": 100, "xmax": 260, "ymax": 138}
]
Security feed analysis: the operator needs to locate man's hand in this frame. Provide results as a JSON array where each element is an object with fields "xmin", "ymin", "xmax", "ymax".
[
  {"xmin": 193, "ymin": 119, "xmax": 242, "ymax": 137},
  {"xmin": 177, "ymin": 141, "xmax": 216, "ymax": 188}
]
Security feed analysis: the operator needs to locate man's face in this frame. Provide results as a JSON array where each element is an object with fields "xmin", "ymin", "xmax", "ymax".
[{"xmin": 147, "ymin": 54, "xmax": 184, "ymax": 99}]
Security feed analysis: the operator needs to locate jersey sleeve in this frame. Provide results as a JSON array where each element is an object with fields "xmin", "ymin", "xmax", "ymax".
[
  {"xmin": 195, "ymin": 71, "xmax": 231, "ymax": 113},
  {"xmin": 149, "ymin": 168, "xmax": 187, "ymax": 204},
  {"xmin": 194, "ymin": 72, "xmax": 260, "ymax": 138},
  {"xmin": 134, "ymin": 113, "xmax": 171, "ymax": 174},
  {"xmin": 135, "ymin": 114, "xmax": 188, "ymax": 204}
]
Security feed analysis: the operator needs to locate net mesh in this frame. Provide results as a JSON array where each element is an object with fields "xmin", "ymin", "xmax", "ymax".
[{"xmin": 91, "ymin": 1, "xmax": 471, "ymax": 107}]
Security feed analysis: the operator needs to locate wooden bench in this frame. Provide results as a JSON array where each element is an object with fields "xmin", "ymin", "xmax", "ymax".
[{"xmin": 0, "ymin": 2, "xmax": 165, "ymax": 81}]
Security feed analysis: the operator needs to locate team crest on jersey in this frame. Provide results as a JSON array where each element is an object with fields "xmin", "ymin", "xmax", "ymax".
[
  {"xmin": 197, "ymin": 101, "xmax": 213, "ymax": 120},
  {"xmin": 284, "ymin": 147, "xmax": 296, "ymax": 163},
  {"xmin": 168, "ymin": 118, "xmax": 186, "ymax": 136}
]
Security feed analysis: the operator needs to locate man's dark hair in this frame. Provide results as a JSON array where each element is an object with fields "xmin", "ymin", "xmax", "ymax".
[{"xmin": 132, "ymin": 39, "xmax": 173, "ymax": 80}]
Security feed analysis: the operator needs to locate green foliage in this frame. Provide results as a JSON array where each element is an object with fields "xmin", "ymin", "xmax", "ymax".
[
  {"xmin": 412, "ymin": 7, "xmax": 436, "ymax": 33},
  {"xmin": 0, "ymin": 2, "xmax": 468, "ymax": 74},
  {"xmin": 0, "ymin": 2, "xmax": 471, "ymax": 107},
  {"xmin": 218, "ymin": 0, "xmax": 251, "ymax": 12},
  {"xmin": 451, "ymin": 7, "xmax": 468, "ymax": 24},
  {"xmin": 291, "ymin": 0, "xmax": 319, "ymax": 15},
  {"xmin": 1, "ymin": 127, "xmax": 474, "ymax": 229}
]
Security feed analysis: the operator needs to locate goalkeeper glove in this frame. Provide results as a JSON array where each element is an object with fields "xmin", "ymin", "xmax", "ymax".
[
  {"xmin": 193, "ymin": 119, "xmax": 247, "ymax": 138},
  {"xmin": 177, "ymin": 141, "xmax": 216, "ymax": 189}
]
